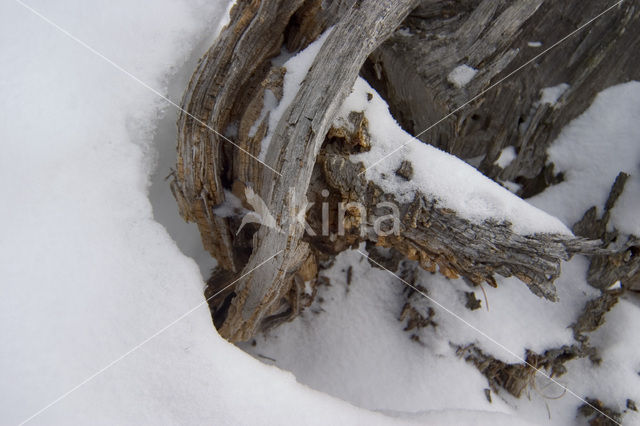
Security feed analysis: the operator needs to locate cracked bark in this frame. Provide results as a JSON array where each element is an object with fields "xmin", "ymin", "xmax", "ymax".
[
  {"xmin": 362, "ymin": 0, "xmax": 640, "ymax": 196},
  {"xmin": 171, "ymin": 0, "xmax": 634, "ymax": 342}
]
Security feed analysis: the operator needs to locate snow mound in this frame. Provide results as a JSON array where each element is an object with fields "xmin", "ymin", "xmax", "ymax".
[
  {"xmin": 0, "ymin": 2, "xmax": 402, "ymax": 424},
  {"xmin": 339, "ymin": 77, "xmax": 571, "ymax": 236},
  {"xmin": 249, "ymin": 80, "xmax": 640, "ymax": 425}
]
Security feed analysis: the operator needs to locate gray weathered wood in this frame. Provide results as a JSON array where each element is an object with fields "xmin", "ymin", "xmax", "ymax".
[
  {"xmin": 363, "ymin": 0, "xmax": 640, "ymax": 196},
  {"xmin": 319, "ymin": 143, "xmax": 601, "ymax": 302},
  {"xmin": 172, "ymin": 0, "xmax": 626, "ymax": 342},
  {"xmin": 218, "ymin": 0, "xmax": 420, "ymax": 341}
]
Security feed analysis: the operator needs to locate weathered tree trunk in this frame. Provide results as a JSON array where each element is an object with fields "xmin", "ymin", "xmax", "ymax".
[
  {"xmin": 363, "ymin": 0, "xmax": 640, "ymax": 196},
  {"xmin": 171, "ymin": 0, "xmax": 637, "ymax": 342}
]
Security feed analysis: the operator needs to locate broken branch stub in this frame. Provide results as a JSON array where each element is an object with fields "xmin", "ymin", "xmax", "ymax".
[{"xmin": 317, "ymin": 122, "xmax": 601, "ymax": 301}]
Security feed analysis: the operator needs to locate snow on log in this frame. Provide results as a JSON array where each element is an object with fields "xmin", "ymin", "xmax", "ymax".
[{"xmin": 172, "ymin": 0, "xmax": 606, "ymax": 341}]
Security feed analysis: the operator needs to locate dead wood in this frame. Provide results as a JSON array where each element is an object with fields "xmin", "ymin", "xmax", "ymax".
[
  {"xmin": 362, "ymin": 0, "xmax": 640, "ymax": 197},
  {"xmin": 171, "ymin": 0, "xmax": 632, "ymax": 341}
]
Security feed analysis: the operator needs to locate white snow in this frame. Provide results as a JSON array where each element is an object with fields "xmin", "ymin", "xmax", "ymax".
[
  {"xmin": 419, "ymin": 256, "xmax": 599, "ymax": 364},
  {"xmin": 538, "ymin": 83, "xmax": 570, "ymax": 106},
  {"xmin": 496, "ymin": 146, "xmax": 517, "ymax": 168},
  {"xmin": 501, "ymin": 180, "xmax": 522, "ymax": 194},
  {"xmin": 519, "ymin": 81, "xmax": 640, "ymax": 424},
  {"xmin": 607, "ymin": 280, "xmax": 622, "ymax": 290},
  {"xmin": 212, "ymin": 190, "xmax": 246, "ymax": 218},
  {"xmin": 242, "ymin": 79, "xmax": 640, "ymax": 426},
  {"xmin": 241, "ymin": 246, "xmax": 604, "ymax": 423},
  {"xmin": 241, "ymin": 247, "xmax": 521, "ymax": 414},
  {"xmin": 3, "ymin": 0, "xmax": 640, "ymax": 425},
  {"xmin": 259, "ymin": 28, "xmax": 333, "ymax": 160},
  {"xmin": 447, "ymin": 64, "xmax": 478, "ymax": 88},
  {"xmin": 340, "ymin": 78, "xmax": 571, "ymax": 236},
  {"xmin": 0, "ymin": 2, "xmax": 405, "ymax": 425},
  {"xmin": 530, "ymin": 81, "xmax": 640, "ymax": 235}
]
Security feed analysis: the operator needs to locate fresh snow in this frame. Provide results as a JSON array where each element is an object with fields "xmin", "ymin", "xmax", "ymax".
[
  {"xmin": 447, "ymin": 64, "xmax": 478, "ymax": 88},
  {"xmin": 501, "ymin": 180, "xmax": 522, "ymax": 193},
  {"xmin": 341, "ymin": 77, "xmax": 571, "ymax": 236},
  {"xmin": 242, "ymin": 246, "xmax": 596, "ymax": 406},
  {"xmin": 530, "ymin": 81, "xmax": 640, "ymax": 236},
  {"xmin": 0, "ymin": 2, "xmax": 405, "ymax": 425},
  {"xmin": 246, "ymin": 79, "xmax": 640, "ymax": 425},
  {"xmin": 249, "ymin": 89, "xmax": 278, "ymax": 138},
  {"xmin": 538, "ymin": 83, "xmax": 570, "ymax": 107},
  {"xmin": 3, "ymin": 0, "xmax": 640, "ymax": 425}
]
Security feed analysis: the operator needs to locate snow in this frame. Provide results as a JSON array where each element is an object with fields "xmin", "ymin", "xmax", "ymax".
[
  {"xmin": 613, "ymin": 175, "xmax": 640, "ymax": 236},
  {"xmin": 419, "ymin": 256, "xmax": 599, "ymax": 364},
  {"xmin": 496, "ymin": 146, "xmax": 517, "ymax": 168},
  {"xmin": 259, "ymin": 28, "xmax": 333, "ymax": 161},
  {"xmin": 510, "ymin": 81, "xmax": 640, "ymax": 423},
  {"xmin": 538, "ymin": 83, "xmax": 569, "ymax": 106},
  {"xmin": 501, "ymin": 180, "xmax": 522, "ymax": 193},
  {"xmin": 3, "ymin": 0, "xmax": 640, "ymax": 425},
  {"xmin": 0, "ymin": 2, "xmax": 406, "ymax": 425},
  {"xmin": 241, "ymin": 79, "xmax": 640, "ymax": 426},
  {"xmin": 607, "ymin": 280, "xmax": 622, "ymax": 290},
  {"xmin": 240, "ymin": 247, "xmax": 517, "ymax": 414},
  {"xmin": 506, "ymin": 297, "xmax": 640, "ymax": 425},
  {"xmin": 340, "ymin": 77, "xmax": 571, "ymax": 236},
  {"xmin": 240, "ymin": 246, "xmax": 607, "ymax": 423},
  {"xmin": 447, "ymin": 64, "xmax": 478, "ymax": 88},
  {"xmin": 530, "ymin": 81, "xmax": 640, "ymax": 235}
]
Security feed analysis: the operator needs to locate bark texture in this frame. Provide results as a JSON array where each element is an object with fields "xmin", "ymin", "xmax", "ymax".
[
  {"xmin": 171, "ymin": 0, "xmax": 635, "ymax": 341},
  {"xmin": 362, "ymin": 0, "xmax": 640, "ymax": 196}
]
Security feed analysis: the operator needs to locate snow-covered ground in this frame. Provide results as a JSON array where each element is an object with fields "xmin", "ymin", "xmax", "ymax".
[
  {"xmin": 2, "ymin": 1, "xmax": 639, "ymax": 425},
  {"xmin": 240, "ymin": 57, "xmax": 640, "ymax": 426},
  {"xmin": 0, "ymin": 1, "xmax": 407, "ymax": 425}
]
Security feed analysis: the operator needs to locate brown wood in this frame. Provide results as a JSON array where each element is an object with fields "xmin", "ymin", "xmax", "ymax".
[{"xmin": 171, "ymin": 0, "xmax": 634, "ymax": 342}]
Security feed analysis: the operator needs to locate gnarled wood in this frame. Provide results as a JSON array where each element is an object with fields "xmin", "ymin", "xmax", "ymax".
[
  {"xmin": 315, "ymin": 124, "xmax": 601, "ymax": 302},
  {"xmin": 172, "ymin": 0, "xmax": 621, "ymax": 342},
  {"xmin": 218, "ymin": 0, "xmax": 420, "ymax": 342},
  {"xmin": 173, "ymin": 0, "xmax": 419, "ymax": 341},
  {"xmin": 362, "ymin": 0, "xmax": 640, "ymax": 196}
]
